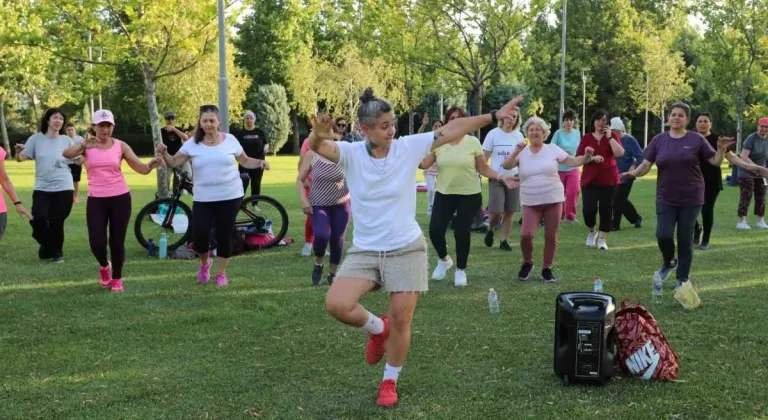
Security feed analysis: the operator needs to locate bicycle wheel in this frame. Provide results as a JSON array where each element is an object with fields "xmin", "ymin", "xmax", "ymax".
[
  {"xmin": 238, "ymin": 195, "xmax": 289, "ymax": 249},
  {"xmin": 134, "ymin": 198, "xmax": 193, "ymax": 250}
]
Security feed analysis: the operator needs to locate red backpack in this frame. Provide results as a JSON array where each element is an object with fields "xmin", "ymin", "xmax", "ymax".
[{"xmin": 615, "ymin": 301, "xmax": 679, "ymax": 381}]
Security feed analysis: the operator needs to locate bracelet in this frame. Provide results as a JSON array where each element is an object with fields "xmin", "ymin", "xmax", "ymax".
[
  {"xmin": 13, "ymin": 201, "xmax": 22, "ymax": 205},
  {"xmin": 489, "ymin": 110, "xmax": 499, "ymax": 127}
]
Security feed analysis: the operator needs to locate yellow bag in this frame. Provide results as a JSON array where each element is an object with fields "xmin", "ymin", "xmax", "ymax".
[{"xmin": 674, "ymin": 280, "xmax": 702, "ymax": 310}]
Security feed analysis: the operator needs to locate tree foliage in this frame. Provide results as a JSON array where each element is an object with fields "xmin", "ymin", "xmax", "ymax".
[{"xmin": 252, "ymin": 84, "xmax": 291, "ymax": 154}]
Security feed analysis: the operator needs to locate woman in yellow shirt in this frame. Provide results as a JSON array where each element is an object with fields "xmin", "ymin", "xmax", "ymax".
[{"xmin": 420, "ymin": 106, "xmax": 518, "ymax": 286}]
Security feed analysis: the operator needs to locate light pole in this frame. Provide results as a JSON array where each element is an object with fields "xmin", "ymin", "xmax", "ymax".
[
  {"xmin": 581, "ymin": 68, "xmax": 587, "ymax": 131},
  {"xmin": 217, "ymin": 0, "xmax": 229, "ymax": 132},
  {"xmin": 559, "ymin": 0, "xmax": 567, "ymax": 124},
  {"xmin": 644, "ymin": 72, "xmax": 649, "ymax": 147}
]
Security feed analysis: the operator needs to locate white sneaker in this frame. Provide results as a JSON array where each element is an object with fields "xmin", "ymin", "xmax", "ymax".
[
  {"xmin": 586, "ymin": 231, "xmax": 597, "ymax": 247},
  {"xmin": 301, "ymin": 242, "xmax": 313, "ymax": 256},
  {"xmin": 431, "ymin": 257, "xmax": 453, "ymax": 280},
  {"xmin": 597, "ymin": 237, "xmax": 608, "ymax": 250},
  {"xmin": 454, "ymin": 269, "xmax": 467, "ymax": 287},
  {"xmin": 756, "ymin": 219, "xmax": 768, "ymax": 229},
  {"xmin": 736, "ymin": 221, "xmax": 751, "ymax": 230}
]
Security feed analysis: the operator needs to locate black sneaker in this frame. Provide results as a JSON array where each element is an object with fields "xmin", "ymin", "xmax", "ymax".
[
  {"xmin": 484, "ymin": 229, "xmax": 494, "ymax": 247},
  {"xmin": 499, "ymin": 240, "xmax": 512, "ymax": 251},
  {"xmin": 518, "ymin": 262, "xmax": 534, "ymax": 281},
  {"xmin": 52, "ymin": 253, "xmax": 64, "ymax": 264},
  {"xmin": 311, "ymin": 264, "xmax": 323, "ymax": 286},
  {"xmin": 541, "ymin": 268, "xmax": 557, "ymax": 283},
  {"xmin": 634, "ymin": 215, "xmax": 643, "ymax": 229},
  {"xmin": 327, "ymin": 273, "xmax": 336, "ymax": 285},
  {"xmin": 698, "ymin": 243, "xmax": 710, "ymax": 250}
]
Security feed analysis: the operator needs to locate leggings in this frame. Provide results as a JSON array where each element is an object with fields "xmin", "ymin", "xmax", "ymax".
[
  {"xmin": 240, "ymin": 167, "xmax": 264, "ymax": 197},
  {"xmin": 192, "ymin": 197, "xmax": 242, "ymax": 258},
  {"xmin": 31, "ymin": 190, "xmax": 74, "ymax": 256},
  {"xmin": 311, "ymin": 202, "xmax": 351, "ymax": 265},
  {"xmin": 611, "ymin": 180, "xmax": 641, "ymax": 228},
  {"xmin": 738, "ymin": 177, "xmax": 766, "ymax": 217},
  {"xmin": 694, "ymin": 186, "xmax": 720, "ymax": 244},
  {"xmin": 304, "ymin": 188, "xmax": 313, "ymax": 243},
  {"xmin": 521, "ymin": 203, "xmax": 563, "ymax": 268},
  {"xmin": 558, "ymin": 170, "xmax": 580, "ymax": 220},
  {"xmin": 0, "ymin": 212, "xmax": 6, "ymax": 241},
  {"xmin": 428, "ymin": 192, "xmax": 482, "ymax": 270},
  {"xmin": 656, "ymin": 204, "xmax": 701, "ymax": 281},
  {"xmin": 582, "ymin": 184, "xmax": 615, "ymax": 233},
  {"xmin": 86, "ymin": 193, "xmax": 132, "ymax": 279}
]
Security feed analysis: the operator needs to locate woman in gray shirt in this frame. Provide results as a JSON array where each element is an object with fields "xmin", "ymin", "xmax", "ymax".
[{"xmin": 14, "ymin": 108, "xmax": 75, "ymax": 262}]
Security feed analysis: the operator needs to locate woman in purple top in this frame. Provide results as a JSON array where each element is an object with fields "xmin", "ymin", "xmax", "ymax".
[{"xmin": 621, "ymin": 103, "xmax": 731, "ymax": 291}]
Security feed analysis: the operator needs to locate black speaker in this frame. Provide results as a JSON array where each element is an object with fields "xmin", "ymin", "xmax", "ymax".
[{"xmin": 554, "ymin": 292, "xmax": 617, "ymax": 385}]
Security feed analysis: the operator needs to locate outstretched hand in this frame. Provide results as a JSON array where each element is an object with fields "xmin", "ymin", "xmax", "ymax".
[
  {"xmin": 82, "ymin": 135, "xmax": 100, "ymax": 149},
  {"xmin": 717, "ymin": 136, "xmax": 736, "ymax": 152},
  {"xmin": 619, "ymin": 171, "xmax": 636, "ymax": 180},
  {"xmin": 496, "ymin": 96, "xmax": 524, "ymax": 121},
  {"xmin": 311, "ymin": 114, "xmax": 340, "ymax": 141}
]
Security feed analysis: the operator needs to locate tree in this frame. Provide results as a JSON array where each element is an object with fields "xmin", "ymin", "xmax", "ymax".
[{"xmin": 252, "ymin": 84, "xmax": 291, "ymax": 154}]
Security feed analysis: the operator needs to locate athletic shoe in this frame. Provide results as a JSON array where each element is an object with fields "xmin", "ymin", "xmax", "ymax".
[
  {"xmin": 656, "ymin": 258, "xmax": 677, "ymax": 283},
  {"xmin": 311, "ymin": 264, "xmax": 323, "ymax": 286},
  {"xmin": 757, "ymin": 219, "xmax": 768, "ymax": 229},
  {"xmin": 376, "ymin": 379, "xmax": 398, "ymax": 407},
  {"xmin": 518, "ymin": 262, "xmax": 534, "ymax": 281},
  {"xmin": 365, "ymin": 315, "xmax": 389, "ymax": 365},
  {"xmin": 198, "ymin": 261, "xmax": 212, "ymax": 284},
  {"xmin": 541, "ymin": 268, "xmax": 557, "ymax": 283},
  {"xmin": 99, "ymin": 262, "xmax": 112, "ymax": 288},
  {"xmin": 698, "ymin": 243, "xmax": 710, "ymax": 250},
  {"xmin": 484, "ymin": 229, "xmax": 494, "ymax": 247},
  {"xmin": 673, "ymin": 279, "xmax": 686, "ymax": 292},
  {"xmin": 499, "ymin": 240, "xmax": 512, "ymax": 251},
  {"xmin": 634, "ymin": 215, "xmax": 643, "ymax": 228},
  {"xmin": 301, "ymin": 242, "xmax": 313, "ymax": 256},
  {"xmin": 586, "ymin": 231, "xmax": 597, "ymax": 247},
  {"xmin": 110, "ymin": 279, "xmax": 124, "ymax": 292},
  {"xmin": 736, "ymin": 221, "xmax": 751, "ymax": 230},
  {"xmin": 431, "ymin": 257, "xmax": 453, "ymax": 280},
  {"xmin": 454, "ymin": 269, "xmax": 467, "ymax": 287},
  {"xmin": 52, "ymin": 253, "xmax": 64, "ymax": 263},
  {"xmin": 597, "ymin": 237, "xmax": 608, "ymax": 250},
  {"xmin": 215, "ymin": 274, "xmax": 228, "ymax": 287},
  {"xmin": 327, "ymin": 273, "xmax": 336, "ymax": 285}
]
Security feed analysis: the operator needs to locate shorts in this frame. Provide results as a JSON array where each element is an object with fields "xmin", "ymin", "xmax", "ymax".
[
  {"xmin": 0, "ymin": 212, "xmax": 6, "ymax": 241},
  {"xmin": 337, "ymin": 234, "xmax": 428, "ymax": 293},
  {"xmin": 69, "ymin": 164, "xmax": 82, "ymax": 183},
  {"xmin": 488, "ymin": 179, "xmax": 520, "ymax": 213}
]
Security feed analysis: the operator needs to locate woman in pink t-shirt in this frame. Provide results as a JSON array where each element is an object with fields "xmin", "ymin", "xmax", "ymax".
[
  {"xmin": 63, "ymin": 110, "xmax": 164, "ymax": 292},
  {"xmin": 0, "ymin": 147, "xmax": 33, "ymax": 241},
  {"xmin": 503, "ymin": 116, "xmax": 593, "ymax": 282}
]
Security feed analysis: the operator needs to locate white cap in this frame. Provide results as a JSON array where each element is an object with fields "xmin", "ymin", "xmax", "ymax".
[
  {"xmin": 93, "ymin": 109, "xmax": 115, "ymax": 126},
  {"xmin": 609, "ymin": 117, "xmax": 625, "ymax": 132}
]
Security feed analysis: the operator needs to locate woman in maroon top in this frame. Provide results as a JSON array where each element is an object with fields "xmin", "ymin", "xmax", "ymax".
[{"xmin": 577, "ymin": 110, "xmax": 624, "ymax": 250}]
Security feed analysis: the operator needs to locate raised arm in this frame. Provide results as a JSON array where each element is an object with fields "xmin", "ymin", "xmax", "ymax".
[
  {"xmin": 417, "ymin": 113, "xmax": 429, "ymax": 134},
  {"xmin": 502, "ymin": 142, "xmax": 526, "ymax": 169},
  {"xmin": 609, "ymin": 135, "xmax": 625, "ymax": 157},
  {"xmin": 562, "ymin": 147, "xmax": 595, "ymax": 167},
  {"xmin": 433, "ymin": 96, "xmax": 523, "ymax": 151},
  {"xmin": 308, "ymin": 115, "xmax": 341, "ymax": 163},
  {"xmin": 620, "ymin": 159, "xmax": 653, "ymax": 179},
  {"xmin": 236, "ymin": 152, "xmax": 270, "ymax": 170},
  {"xmin": 707, "ymin": 136, "xmax": 734, "ymax": 167},
  {"xmin": 156, "ymin": 143, "xmax": 191, "ymax": 168},
  {"xmin": 122, "ymin": 142, "xmax": 163, "ymax": 175},
  {"xmin": 62, "ymin": 140, "xmax": 87, "ymax": 159}
]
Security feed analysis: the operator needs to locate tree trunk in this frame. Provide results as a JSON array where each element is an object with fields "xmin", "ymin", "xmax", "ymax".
[
  {"xmin": 736, "ymin": 112, "xmax": 744, "ymax": 154},
  {"xmin": 470, "ymin": 84, "xmax": 484, "ymax": 138},
  {"xmin": 0, "ymin": 96, "xmax": 10, "ymax": 157},
  {"xmin": 290, "ymin": 108, "xmax": 300, "ymax": 154},
  {"xmin": 408, "ymin": 110, "xmax": 414, "ymax": 135},
  {"xmin": 141, "ymin": 63, "xmax": 169, "ymax": 198}
]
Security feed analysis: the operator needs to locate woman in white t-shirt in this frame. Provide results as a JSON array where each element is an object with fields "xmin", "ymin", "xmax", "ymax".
[
  {"xmin": 503, "ymin": 116, "xmax": 593, "ymax": 283},
  {"xmin": 308, "ymin": 88, "xmax": 523, "ymax": 408},
  {"xmin": 157, "ymin": 104, "xmax": 269, "ymax": 287}
]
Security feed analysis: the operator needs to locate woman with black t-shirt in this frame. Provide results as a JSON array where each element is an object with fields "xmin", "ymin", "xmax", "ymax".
[{"xmin": 236, "ymin": 111, "xmax": 269, "ymax": 198}]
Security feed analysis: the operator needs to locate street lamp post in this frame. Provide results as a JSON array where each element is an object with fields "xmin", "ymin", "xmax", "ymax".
[
  {"xmin": 217, "ymin": 0, "xmax": 229, "ymax": 132},
  {"xmin": 581, "ymin": 68, "xmax": 587, "ymax": 131},
  {"xmin": 559, "ymin": 0, "xmax": 567, "ymax": 124}
]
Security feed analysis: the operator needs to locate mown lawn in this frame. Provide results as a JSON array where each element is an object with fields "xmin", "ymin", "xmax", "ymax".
[{"xmin": 1, "ymin": 156, "xmax": 766, "ymax": 419}]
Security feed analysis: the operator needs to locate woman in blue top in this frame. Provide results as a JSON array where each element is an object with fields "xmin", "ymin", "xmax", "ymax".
[
  {"xmin": 610, "ymin": 117, "xmax": 644, "ymax": 230},
  {"xmin": 550, "ymin": 109, "xmax": 581, "ymax": 222}
]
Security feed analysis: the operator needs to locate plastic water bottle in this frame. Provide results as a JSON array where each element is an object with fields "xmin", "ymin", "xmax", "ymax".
[
  {"xmin": 159, "ymin": 232, "xmax": 168, "ymax": 259},
  {"xmin": 488, "ymin": 288, "xmax": 499, "ymax": 314},
  {"xmin": 593, "ymin": 274, "xmax": 603, "ymax": 293},
  {"xmin": 652, "ymin": 274, "xmax": 663, "ymax": 303},
  {"xmin": 148, "ymin": 239, "xmax": 156, "ymax": 258}
]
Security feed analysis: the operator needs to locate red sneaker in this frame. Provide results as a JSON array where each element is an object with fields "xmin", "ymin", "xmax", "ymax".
[
  {"xmin": 376, "ymin": 379, "xmax": 398, "ymax": 407},
  {"xmin": 99, "ymin": 262, "xmax": 112, "ymax": 288},
  {"xmin": 365, "ymin": 315, "xmax": 389, "ymax": 365}
]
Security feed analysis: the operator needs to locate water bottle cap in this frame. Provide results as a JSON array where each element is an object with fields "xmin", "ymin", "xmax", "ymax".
[{"xmin": 489, "ymin": 288, "xmax": 495, "ymax": 292}]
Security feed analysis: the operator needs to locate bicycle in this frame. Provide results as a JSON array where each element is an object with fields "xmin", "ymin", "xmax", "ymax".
[{"xmin": 134, "ymin": 168, "xmax": 289, "ymax": 251}]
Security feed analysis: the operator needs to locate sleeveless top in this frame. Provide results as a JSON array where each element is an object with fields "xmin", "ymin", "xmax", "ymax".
[
  {"xmin": 83, "ymin": 139, "xmax": 130, "ymax": 198},
  {"xmin": 309, "ymin": 154, "xmax": 350, "ymax": 206}
]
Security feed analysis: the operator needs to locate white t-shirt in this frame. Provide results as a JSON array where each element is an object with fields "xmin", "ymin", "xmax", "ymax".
[
  {"xmin": 518, "ymin": 144, "xmax": 569, "ymax": 206},
  {"xmin": 179, "ymin": 133, "xmax": 244, "ymax": 202},
  {"xmin": 482, "ymin": 128, "xmax": 525, "ymax": 176},
  {"xmin": 337, "ymin": 132, "xmax": 434, "ymax": 251}
]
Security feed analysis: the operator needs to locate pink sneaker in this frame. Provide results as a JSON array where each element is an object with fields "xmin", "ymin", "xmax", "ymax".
[
  {"xmin": 215, "ymin": 273, "xmax": 228, "ymax": 287},
  {"xmin": 198, "ymin": 261, "xmax": 212, "ymax": 284},
  {"xmin": 99, "ymin": 263, "xmax": 112, "ymax": 288},
  {"xmin": 110, "ymin": 279, "xmax": 124, "ymax": 292}
]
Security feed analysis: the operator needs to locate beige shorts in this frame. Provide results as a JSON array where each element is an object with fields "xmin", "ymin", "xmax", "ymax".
[
  {"xmin": 488, "ymin": 179, "xmax": 521, "ymax": 213},
  {"xmin": 337, "ymin": 235, "xmax": 429, "ymax": 293}
]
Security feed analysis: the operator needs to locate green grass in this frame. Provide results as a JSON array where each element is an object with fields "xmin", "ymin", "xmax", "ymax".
[{"xmin": 1, "ymin": 157, "xmax": 767, "ymax": 419}]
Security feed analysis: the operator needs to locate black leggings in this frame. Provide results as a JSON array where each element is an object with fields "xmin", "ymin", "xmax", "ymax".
[
  {"xmin": 240, "ymin": 167, "xmax": 264, "ymax": 197},
  {"xmin": 86, "ymin": 193, "xmax": 132, "ymax": 279},
  {"xmin": 657, "ymin": 204, "xmax": 701, "ymax": 281},
  {"xmin": 428, "ymin": 192, "xmax": 482, "ymax": 270},
  {"xmin": 31, "ymin": 190, "xmax": 74, "ymax": 256},
  {"xmin": 192, "ymin": 198, "xmax": 242, "ymax": 258},
  {"xmin": 582, "ymin": 185, "xmax": 615, "ymax": 233},
  {"xmin": 694, "ymin": 186, "xmax": 720, "ymax": 245}
]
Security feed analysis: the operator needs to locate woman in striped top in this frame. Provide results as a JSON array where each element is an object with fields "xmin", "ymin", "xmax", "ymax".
[{"xmin": 297, "ymin": 143, "xmax": 351, "ymax": 285}]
